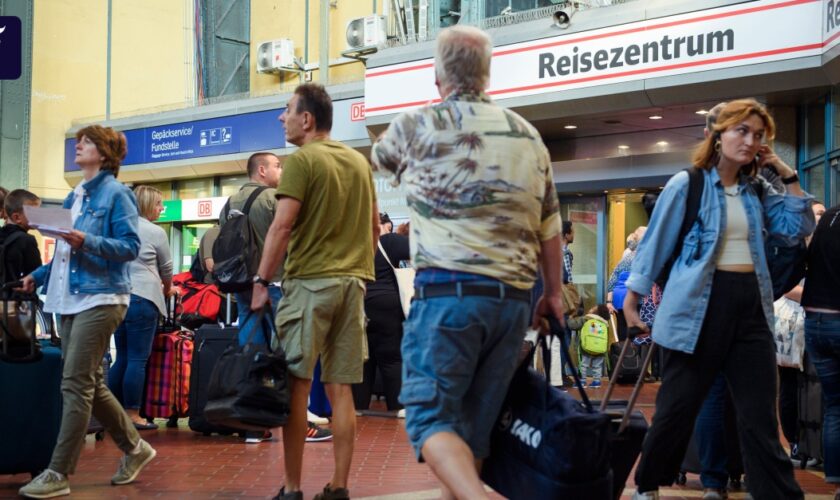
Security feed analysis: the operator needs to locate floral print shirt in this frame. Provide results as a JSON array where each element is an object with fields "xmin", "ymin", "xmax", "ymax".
[{"xmin": 372, "ymin": 91, "xmax": 562, "ymax": 290}]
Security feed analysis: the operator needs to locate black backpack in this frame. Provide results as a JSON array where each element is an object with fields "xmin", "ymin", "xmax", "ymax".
[
  {"xmin": 0, "ymin": 231, "xmax": 26, "ymax": 286},
  {"xmin": 212, "ymin": 186, "xmax": 269, "ymax": 293},
  {"xmin": 649, "ymin": 169, "xmax": 807, "ymax": 299}
]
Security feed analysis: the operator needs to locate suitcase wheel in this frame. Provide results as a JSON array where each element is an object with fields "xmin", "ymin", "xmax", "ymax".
[
  {"xmin": 95, "ymin": 431, "xmax": 105, "ymax": 441},
  {"xmin": 676, "ymin": 472, "xmax": 687, "ymax": 486},
  {"xmin": 166, "ymin": 416, "xmax": 179, "ymax": 428}
]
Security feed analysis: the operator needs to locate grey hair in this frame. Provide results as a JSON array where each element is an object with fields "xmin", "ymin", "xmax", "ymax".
[{"xmin": 434, "ymin": 25, "xmax": 492, "ymax": 93}]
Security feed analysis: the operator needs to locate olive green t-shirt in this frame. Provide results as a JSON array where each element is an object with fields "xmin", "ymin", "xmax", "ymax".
[{"xmin": 276, "ymin": 140, "xmax": 376, "ymax": 281}]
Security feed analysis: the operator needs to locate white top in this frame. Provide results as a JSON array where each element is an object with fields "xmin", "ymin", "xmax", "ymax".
[
  {"xmin": 43, "ymin": 180, "xmax": 130, "ymax": 315},
  {"xmin": 716, "ymin": 186, "xmax": 754, "ymax": 268}
]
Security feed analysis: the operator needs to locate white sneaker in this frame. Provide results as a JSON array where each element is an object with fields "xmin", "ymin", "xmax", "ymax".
[
  {"xmin": 396, "ymin": 409, "xmax": 406, "ymax": 419},
  {"xmin": 632, "ymin": 491, "xmax": 659, "ymax": 500},
  {"xmin": 307, "ymin": 410, "xmax": 329, "ymax": 425},
  {"xmin": 18, "ymin": 469, "xmax": 69, "ymax": 498}
]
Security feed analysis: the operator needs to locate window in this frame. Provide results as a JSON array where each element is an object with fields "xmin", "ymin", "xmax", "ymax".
[
  {"xmin": 806, "ymin": 163, "xmax": 825, "ymax": 203},
  {"xmin": 178, "ymin": 178, "xmax": 213, "ymax": 199},
  {"xmin": 220, "ymin": 175, "xmax": 248, "ymax": 197},
  {"xmin": 806, "ymin": 98, "xmax": 826, "ymax": 160}
]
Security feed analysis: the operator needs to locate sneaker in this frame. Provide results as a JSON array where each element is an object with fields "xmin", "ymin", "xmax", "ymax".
[
  {"xmin": 307, "ymin": 410, "xmax": 330, "ymax": 425},
  {"xmin": 632, "ymin": 491, "xmax": 659, "ymax": 500},
  {"xmin": 272, "ymin": 486, "xmax": 303, "ymax": 500},
  {"xmin": 396, "ymin": 408, "xmax": 406, "ymax": 419},
  {"xmin": 18, "ymin": 469, "xmax": 70, "ymax": 499},
  {"xmin": 245, "ymin": 430, "xmax": 273, "ymax": 444},
  {"xmin": 314, "ymin": 483, "xmax": 350, "ymax": 500},
  {"xmin": 589, "ymin": 379, "xmax": 602, "ymax": 389},
  {"xmin": 702, "ymin": 488, "xmax": 728, "ymax": 500},
  {"xmin": 111, "ymin": 439, "xmax": 157, "ymax": 485},
  {"xmin": 306, "ymin": 422, "xmax": 333, "ymax": 442}
]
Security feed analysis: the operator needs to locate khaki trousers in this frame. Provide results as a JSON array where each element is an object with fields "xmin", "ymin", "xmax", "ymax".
[{"xmin": 49, "ymin": 304, "xmax": 139, "ymax": 475}]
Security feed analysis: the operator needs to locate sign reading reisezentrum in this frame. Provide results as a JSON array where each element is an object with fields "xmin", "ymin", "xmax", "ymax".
[{"xmin": 365, "ymin": 0, "xmax": 827, "ymax": 117}]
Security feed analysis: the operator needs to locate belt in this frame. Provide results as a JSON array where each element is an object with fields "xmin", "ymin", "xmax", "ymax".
[{"xmin": 415, "ymin": 282, "xmax": 531, "ymax": 303}]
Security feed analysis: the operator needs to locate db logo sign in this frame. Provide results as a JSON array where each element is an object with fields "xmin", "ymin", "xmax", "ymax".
[
  {"xmin": 198, "ymin": 200, "xmax": 212, "ymax": 217},
  {"xmin": 351, "ymin": 102, "xmax": 366, "ymax": 121}
]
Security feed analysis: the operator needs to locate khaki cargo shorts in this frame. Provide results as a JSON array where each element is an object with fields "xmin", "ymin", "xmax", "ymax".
[{"xmin": 273, "ymin": 276, "xmax": 367, "ymax": 384}]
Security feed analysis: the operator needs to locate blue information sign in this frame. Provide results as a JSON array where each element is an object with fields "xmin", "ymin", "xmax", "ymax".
[{"xmin": 65, "ymin": 108, "xmax": 285, "ymax": 172}]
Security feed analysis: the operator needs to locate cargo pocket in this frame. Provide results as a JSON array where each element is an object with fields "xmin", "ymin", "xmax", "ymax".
[
  {"xmin": 274, "ymin": 306, "xmax": 304, "ymax": 365},
  {"xmin": 399, "ymin": 377, "xmax": 437, "ymax": 407}
]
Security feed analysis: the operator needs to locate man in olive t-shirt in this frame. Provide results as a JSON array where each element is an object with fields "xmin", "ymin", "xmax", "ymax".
[{"xmin": 252, "ymin": 83, "xmax": 379, "ymax": 500}]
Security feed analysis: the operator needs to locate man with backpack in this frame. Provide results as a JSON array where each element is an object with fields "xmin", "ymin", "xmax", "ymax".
[{"xmin": 215, "ymin": 152, "xmax": 283, "ymax": 444}]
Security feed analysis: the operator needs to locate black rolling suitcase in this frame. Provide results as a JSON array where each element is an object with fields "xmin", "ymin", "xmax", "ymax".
[
  {"xmin": 797, "ymin": 352, "xmax": 823, "ymax": 468},
  {"xmin": 598, "ymin": 327, "xmax": 652, "ymax": 500},
  {"xmin": 188, "ymin": 294, "xmax": 243, "ymax": 435},
  {"xmin": 0, "ymin": 292, "xmax": 62, "ymax": 476}
]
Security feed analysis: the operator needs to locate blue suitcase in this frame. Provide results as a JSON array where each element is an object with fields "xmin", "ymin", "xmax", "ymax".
[{"xmin": 0, "ymin": 337, "xmax": 62, "ymax": 475}]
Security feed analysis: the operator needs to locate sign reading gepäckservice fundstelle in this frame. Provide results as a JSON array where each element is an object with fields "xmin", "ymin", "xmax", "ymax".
[
  {"xmin": 64, "ymin": 108, "xmax": 285, "ymax": 171},
  {"xmin": 365, "ymin": 0, "xmax": 830, "ymax": 117}
]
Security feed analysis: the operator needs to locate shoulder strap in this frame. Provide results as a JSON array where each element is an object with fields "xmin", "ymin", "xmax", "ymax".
[
  {"xmin": 377, "ymin": 239, "xmax": 397, "ymax": 269},
  {"xmin": 242, "ymin": 186, "xmax": 270, "ymax": 216},
  {"xmin": 670, "ymin": 167, "xmax": 704, "ymax": 261}
]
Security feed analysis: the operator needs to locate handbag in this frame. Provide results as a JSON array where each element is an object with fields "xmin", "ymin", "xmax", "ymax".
[
  {"xmin": 561, "ymin": 282, "xmax": 582, "ymax": 317},
  {"xmin": 480, "ymin": 317, "xmax": 613, "ymax": 499},
  {"xmin": 377, "ymin": 240, "xmax": 415, "ymax": 318},
  {"xmin": 203, "ymin": 310, "xmax": 295, "ymax": 431},
  {"xmin": 774, "ymin": 297, "xmax": 805, "ymax": 370}
]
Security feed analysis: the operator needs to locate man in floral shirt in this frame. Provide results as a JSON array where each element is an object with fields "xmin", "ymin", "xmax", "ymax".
[{"xmin": 372, "ymin": 25, "xmax": 564, "ymax": 499}]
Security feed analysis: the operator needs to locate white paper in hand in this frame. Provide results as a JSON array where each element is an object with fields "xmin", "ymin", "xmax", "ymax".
[{"xmin": 23, "ymin": 205, "xmax": 73, "ymax": 238}]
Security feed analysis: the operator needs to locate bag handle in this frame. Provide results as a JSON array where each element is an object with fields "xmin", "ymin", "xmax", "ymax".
[
  {"xmin": 546, "ymin": 315, "xmax": 594, "ymax": 413},
  {"xmin": 377, "ymin": 239, "xmax": 397, "ymax": 270},
  {"xmin": 241, "ymin": 306, "xmax": 275, "ymax": 348}
]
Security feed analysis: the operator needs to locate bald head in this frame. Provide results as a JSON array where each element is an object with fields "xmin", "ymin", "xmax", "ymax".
[{"xmin": 434, "ymin": 25, "xmax": 493, "ymax": 96}]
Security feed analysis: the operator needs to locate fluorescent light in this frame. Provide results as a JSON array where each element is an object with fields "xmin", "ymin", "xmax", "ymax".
[
  {"xmin": 696, "ymin": 110, "xmax": 709, "ymax": 115},
  {"xmin": 618, "ymin": 145, "xmax": 629, "ymax": 150},
  {"xmin": 656, "ymin": 141, "xmax": 669, "ymax": 146},
  {"xmin": 649, "ymin": 115, "xmax": 663, "ymax": 120},
  {"xmin": 564, "ymin": 125, "xmax": 577, "ymax": 129}
]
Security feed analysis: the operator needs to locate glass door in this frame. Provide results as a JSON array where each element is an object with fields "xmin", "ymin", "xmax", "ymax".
[{"xmin": 558, "ymin": 195, "xmax": 606, "ymax": 312}]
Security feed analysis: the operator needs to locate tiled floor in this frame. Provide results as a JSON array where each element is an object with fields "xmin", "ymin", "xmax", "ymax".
[{"xmin": 0, "ymin": 383, "xmax": 836, "ymax": 499}]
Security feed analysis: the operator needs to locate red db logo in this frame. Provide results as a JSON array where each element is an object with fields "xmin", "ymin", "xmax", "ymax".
[
  {"xmin": 351, "ymin": 102, "xmax": 365, "ymax": 121},
  {"xmin": 198, "ymin": 200, "xmax": 212, "ymax": 217}
]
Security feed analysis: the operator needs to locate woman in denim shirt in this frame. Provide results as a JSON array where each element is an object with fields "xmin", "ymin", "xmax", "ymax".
[
  {"xmin": 17, "ymin": 126, "xmax": 156, "ymax": 499},
  {"xmin": 625, "ymin": 100, "xmax": 814, "ymax": 500}
]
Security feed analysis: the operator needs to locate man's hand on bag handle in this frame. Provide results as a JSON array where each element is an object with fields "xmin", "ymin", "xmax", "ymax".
[
  {"xmin": 15, "ymin": 275, "xmax": 35, "ymax": 294},
  {"xmin": 622, "ymin": 290, "xmax": 650, "ymax": 336},
  {"xmin": 531, "ymin": 292, "xmax": 566, "ymax": 332},
  {"xmin": 250, "ymin": 281, "xmax": 269, "ymax": 311}
]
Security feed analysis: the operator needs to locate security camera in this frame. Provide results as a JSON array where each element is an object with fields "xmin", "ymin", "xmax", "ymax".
[{"xmin": 553, "ymin": 9, "xmax": 571, "ymax": 28}]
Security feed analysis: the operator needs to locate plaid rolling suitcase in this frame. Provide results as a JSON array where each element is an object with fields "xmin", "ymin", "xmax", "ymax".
[{"xmin": 141, "ymin": 298, "xmax": 194, "ymax": 421}]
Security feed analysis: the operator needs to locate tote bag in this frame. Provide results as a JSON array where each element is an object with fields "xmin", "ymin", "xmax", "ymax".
[{"xmin": 378, "ymin": 240, "xmax": 415, "ymax": 318}]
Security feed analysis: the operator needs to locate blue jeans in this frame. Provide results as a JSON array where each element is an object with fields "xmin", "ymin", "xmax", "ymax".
[
  {"xmin": 400, "ymin": 288, "xmax": 531, "ymax": 459},
  {"xmin": 804, "ymin": 312, "xmax": 840, "ymax": 483},
  {"xmin": 109, "ymin": 295, "xmax": 159, "ymax": 409},
  {"xmin": 235, "ymin": 285, "xmax": 282, "ymax": 346},
  {"xmin": 695, "ymin": 373, "xmax": 728, "ymax": 489}
]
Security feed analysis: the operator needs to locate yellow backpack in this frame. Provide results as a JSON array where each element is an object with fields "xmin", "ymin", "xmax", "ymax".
[{"xmin": 579, "ymin": 314, "xmax": 609, "ymax": 356}]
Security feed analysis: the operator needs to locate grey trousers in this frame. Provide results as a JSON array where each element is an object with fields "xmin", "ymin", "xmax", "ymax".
[{"xmin": 49, "ymin": 304, "xmax": 139, "ymax": 475}]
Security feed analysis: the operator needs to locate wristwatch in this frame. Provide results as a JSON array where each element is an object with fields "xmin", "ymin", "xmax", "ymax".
[
  {"xmin": 252, "ymin": 275, "xmax": 270, "ymax": 287},
  {"xmin": 782, "ymin": 173, "xmax": 799, "ymax": 185}
]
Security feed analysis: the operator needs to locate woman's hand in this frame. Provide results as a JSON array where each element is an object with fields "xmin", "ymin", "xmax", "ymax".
[
  {"xmin": 165, "ymin": 286, "xmax": 180, "ymax": 297},
  {"xmin": 622, "ymin": 290, "xmax": 650, "ymax": 334},
  {"xmin": 606, "ymin": 301, "xmax": 617, "ymax": 314},
  {"xmin": 62, "ymin": 230, "xmax": 86, "ymax": 250},
  {"xmin": 757, "ymin": 145, "xmax": 795, "ymax": 178},
  {"xmin": 15, "ymin": 275, "xmax": 35, "ymax": 294}
]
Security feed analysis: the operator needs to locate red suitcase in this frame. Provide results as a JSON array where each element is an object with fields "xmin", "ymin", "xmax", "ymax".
[{"xmin": 141, "ymin": 298, "xmax": 194, "ymax": 420}]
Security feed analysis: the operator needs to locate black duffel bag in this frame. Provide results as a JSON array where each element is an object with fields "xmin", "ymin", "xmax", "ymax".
[
  {"xmin": 480, "ymin": 316, "xmax": 613, "ymax": 500},
  {"xmin": 204, "ymin": 310, "xmax": 293, "ymax": 431}
]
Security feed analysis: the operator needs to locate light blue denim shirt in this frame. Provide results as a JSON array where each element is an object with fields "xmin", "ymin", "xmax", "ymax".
[
  {"xmin": 626, "ymin": 168, "xmax": 815, "ymax": 354},
  {"xmin": 32, "ymin": 170, "xmax": 140, "ymax": 295}
]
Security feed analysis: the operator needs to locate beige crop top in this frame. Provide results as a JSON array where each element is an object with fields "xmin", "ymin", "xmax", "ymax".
[{"xmin": 717, "ymin": 185, "xmax": 754, "ymax": 267}]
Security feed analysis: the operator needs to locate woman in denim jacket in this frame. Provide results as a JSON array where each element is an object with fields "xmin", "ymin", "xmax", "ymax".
[
  {"xmin": 17, "ymin": 125, "xmax": 156, "ymax": 499},
  {"xmin": 625, "ymin": 99, "xmax": 814, "ymax": 500}
]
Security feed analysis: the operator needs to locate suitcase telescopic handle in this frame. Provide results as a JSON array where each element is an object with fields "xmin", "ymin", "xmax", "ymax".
[
  {"xmin": 547, "ymin": 315, "xmax": 595, "ymax": 413},
  {"xmin": 600, "ymin": 326, "xmax": 657, "ymax": 433}
]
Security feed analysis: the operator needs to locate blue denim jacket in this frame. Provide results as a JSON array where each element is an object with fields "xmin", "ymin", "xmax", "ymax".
[
  {"xmin": 31, "ymin": 170, "xmax": 140, "ymax": 294},
  {"xmin": 626, "ymin": 168, "xmax": 815, "ymax": 354}
]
